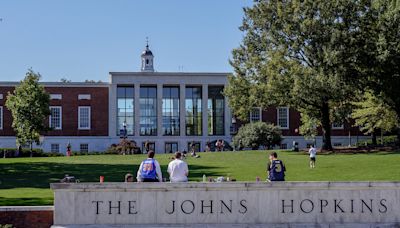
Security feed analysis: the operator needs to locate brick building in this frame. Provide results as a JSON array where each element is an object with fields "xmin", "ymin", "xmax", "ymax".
[{"xmin": 0, "ymin": 44, "xmax": 368, "ymax": 153}]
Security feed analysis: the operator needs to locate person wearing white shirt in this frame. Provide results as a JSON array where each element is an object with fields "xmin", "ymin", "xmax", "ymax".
[
  {"xmin": 136, "ymin": 151, "xmax": 163, "ymax": 182},
  {"xmin": 167, "ymin": 152, "xmax": 189, "ymax": 182},
  {"xmin": 308, "ymin": 145, "xmax": 317, "ymax": 168}
]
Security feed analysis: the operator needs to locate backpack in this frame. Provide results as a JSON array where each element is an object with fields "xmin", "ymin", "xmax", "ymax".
[
  {"xmin": 269, "ymin": 160, "xmax": 285, "ymax": 181},
  {"xmin": 141, "ymin": 159, "xmax": 157, "ymax": 179}
]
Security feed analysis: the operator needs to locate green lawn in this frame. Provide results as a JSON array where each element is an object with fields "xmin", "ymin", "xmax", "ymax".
[{"xmin": 0, "ymin": 150, "xmax": 399, "ymax": 206}]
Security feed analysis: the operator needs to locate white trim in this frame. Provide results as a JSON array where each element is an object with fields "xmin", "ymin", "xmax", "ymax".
[
  {"xmin": 277, "ymin": 107, "xmax": 289, "ymax": 129},
  {"xmin": 78, "ymin": 94, "xmax": 91, "ymax": 100},
  {"xmin": 249, "ymin": 107, "xmax": 262, "ymax": 122},
  {"xmin": 332, "ymin": 122, "xmax": 344, "ymax": 129},
  {"xmin": 50, "ymin": 94, "xmax": 62, "ymax": 100},
  {"xmin": 78, "ymin": 106, "xmax": 91, "ymax": 130},
  {"xmin": 49, "ymin": 106, "xmax": 62, "ymax": 130},
  {"xmin": 0, "ymin": 106, "xmax": 3, "ymax": 130}
]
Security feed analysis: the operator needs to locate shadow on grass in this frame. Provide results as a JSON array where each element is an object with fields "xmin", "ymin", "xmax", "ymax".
[
  {"xmin": 0, "ymin": 197, "xmax": 53, "ymax": 206},
  {"xmin": 0, "ymin": 162, "xmax": 224, "ymax": 189}
]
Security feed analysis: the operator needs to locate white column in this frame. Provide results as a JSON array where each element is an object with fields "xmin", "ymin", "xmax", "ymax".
[
  {"xmin": 108, "ymin": 84, "xmax": 117, "ymax": 137},
  {"xmin": 134, "ymin": 83, "xmax": 140, "ymax": 137},
  {"xmin": 157, "ymin": 84, "xmax": 163, "ymax": 137},
  {"xmin": 179, "ymin": 84, "xmax": 186, "ymax": 151},
  {"xmin": 224, "ymin": 96, "xmax": 232, "ymax": 140},
  {"xmin": 202, "ymin": 84, "xmax": 208, "ymax": 139}
]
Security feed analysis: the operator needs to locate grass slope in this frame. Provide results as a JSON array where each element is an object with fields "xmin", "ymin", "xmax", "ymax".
[{"xmin": 0, "ymin": 150, "xmax": 399, "ymax": 206}]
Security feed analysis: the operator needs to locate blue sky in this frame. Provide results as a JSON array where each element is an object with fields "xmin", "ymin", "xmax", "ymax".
[{"xmin": 0, "ymin": 1, "xmax": 252, "ymax": 82}]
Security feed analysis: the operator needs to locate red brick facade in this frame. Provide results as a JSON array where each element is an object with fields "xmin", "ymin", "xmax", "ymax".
[
  {"xmin": 0, "ymin": 209, "xmax": 53, "ymax": 228},
  {"xmin": 0, "ymin": 85, "xmax": 109, "ymax": 137}
]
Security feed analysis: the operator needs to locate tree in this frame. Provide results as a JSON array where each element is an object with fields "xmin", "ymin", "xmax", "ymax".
[
  {"xmin": 352, "ymin": 92, "xmax": 398, "ymax": 144},
  {"xmin": 356, "ymin": 0, "xmax": 400, "ymax": 143},
  {"xmin": 5, "ymin": 70, "xmax": 50, "ymax": 157},
  {"xmin": 226, "ymin": 0, "xmax": 370, "ymax": 150},
  {"xmin": 233, "ymin": 122, "xmax": 282, "ymax": 150}
]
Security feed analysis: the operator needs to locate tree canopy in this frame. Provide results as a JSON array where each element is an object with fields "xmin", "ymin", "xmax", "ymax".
[
  {"xmin": 5, "ymin": 70, "xmax": 50, "ymax": 156},
  {"xmin": 226, "ymin": 0, "xmax": 371, "ymax": 150}
]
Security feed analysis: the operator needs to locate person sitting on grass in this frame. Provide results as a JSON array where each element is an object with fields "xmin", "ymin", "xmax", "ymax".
[
  {"xmin": 136, "ymin": 150, "xmax": 163, "ymax": 182},
  {"xmin": 125, "ymin": 173, "xmax": 134, "ymax": 182},
  {"xmin": 267, "ymin": 152, "xmax": 286, "ymax": 182},
  {"xmin": 167, "ymin": 152, "xmax": 189, "ymax": 182}
]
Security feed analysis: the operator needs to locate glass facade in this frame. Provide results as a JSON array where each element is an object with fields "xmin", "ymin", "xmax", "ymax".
[
  {"xmin": 117, "ymin": 86, "xmax": 134, "ymax": 135},
  {"xmin": 162, "ymin": 87, "xmax": 180, "ymax": 136},
  {"xmin": 185, "ymin": 86, "xmax": 202, "ymax": 136},
  {"xmin": 140, "ymin": 86, "xmax": 157, "ymax": 136},
  {"xmin": 208, "ymin": 86, "xmax": 225, "ymax": 135}
]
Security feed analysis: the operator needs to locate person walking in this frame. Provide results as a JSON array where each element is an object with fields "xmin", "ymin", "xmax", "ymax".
[
  {"xmin": 267, "ymin": 152, "xmax": 286, "ymax": 181},
  {"xmin": 167, "ymin": 152, "xmax": 189, "ymax": 182},
  {"xmin": 308, "ymin": 145, "xmax": 317, "ymax": 168},
  {"xmin": 136, "ymin": 150, "xmax": 163, "ymax": 182}
]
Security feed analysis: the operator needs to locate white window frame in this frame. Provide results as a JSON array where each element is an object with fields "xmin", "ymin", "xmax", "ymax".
[
  {"xmin": 277, "ymin": 107, "xmax": 289, "ymax": 129},
  {"xmin": 332, "ymin": 122, "xmax": 344, "ymax": 129},
  {"xmin": 80, "ymin": 143, "xmax": 89, "ymax": 153},
  {"xmin": 50, "ymin": 144, "xmax": 60, "ymax": 153},
  {"xmin": 249, "ymin": 107, "xmax": 262, "ymax": 122},
  {"xmin": 0, "ymin": 106, "xmax": 3, "ymax": 130},
  {"xmin": 78, "ymin": 106, "xmax": 91, "ymax": 130},
  {"xmin": 49, "ymin": 106, "xmax": 62, "ymax": 130}
]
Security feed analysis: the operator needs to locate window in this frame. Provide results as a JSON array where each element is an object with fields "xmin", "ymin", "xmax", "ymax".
[
  {"xmin": 117, "ymin": 86, "xmax": 134, "ymax": 135},
  {"xmin": 280, "ymin": 143, "xmax": 287, "ymax": 149},
  {"xmin": 0, "ymin": 106, "xmax": 2, "ymax": 130},
  {"xmin": 208, "ymin": 86, "xmax": 225, "ymax": 135},
  {"xmin": 140, "ymin": 87, "xmax": 157, "ymax": 136},
  {"xmin": 78, "ymin": 106, "xmax": 91, "ymax": 130},
  {"xmin": 50, "ymin": 94, "xmax": 62, "ymax": 100},
  {"xmin": 306, "ymin": 143, "xmax": 314, "ymax": 148},
  {"xmin": 277, "ymin": 107, "xmax": 289, "ymax": 129},
  {"xmin": 51, "ymin": 144, "xmax": 60, "ymax": 153},
  {"xmin": 187, "ymin": 141, "xmax": 201, "ymax": 153},
  {"xmin": 49, "ymin": 106, "xmax": 62, "ymax": 130},
  {"xmin": 165, "ymin": 142, "xmax": 178, "ymax": 154},
  {"xmin": 78, "ymin": 94, "xmax": 91, "ymax": 100},
  {"xmin": 332, "ymin": 122, "xmax": 344, "ymax": 129},
  {"xmin": 185, "ymin": 86, "xmax": 202, "ymax": 136},
  {"xmin": 80, "ymin": 144, "xmax": 89, "ymax": 153},
  {"xmin": 162, "ymin": 87, "xmax": 180, "ymax": 136},
  {"xmin": 249, "ymin": 108, "xmax": 261, "ymax": 122},
  {"xmin": 142, "ymin": 142, "xmax": 155, "ymax": 153},
  {"xmin": 333, "ymin": 143, "xmax": 342, "ymax": 147}
]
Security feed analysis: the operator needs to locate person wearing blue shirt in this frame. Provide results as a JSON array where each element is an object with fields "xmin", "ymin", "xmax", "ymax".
[
  {"xmin": 137, "ymin": 150, "xmax": 163, "ymax": 182},
  {"xmin": 267, "ymin": 152, "xmax": 286, "ymax": 181}
]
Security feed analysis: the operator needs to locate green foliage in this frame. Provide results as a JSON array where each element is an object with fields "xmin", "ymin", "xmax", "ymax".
[
  {"xmin": 356, "ymin": 0, "xmax": 400, "ymax": 142},
  {"xmin": 227, "ymin": 0, "xmax": 370, "ymax": 150},
  {"xmin": 356, "ymin": 135, "xmax": 398, "ymax": 146},
  {"xmin": 0, "ymin": 148, "xmax": 63, "ymax": 158},
  {"xmin": 299, "ymin": 113, "xmax": 319, "ymax": 139},
  {"xmin": 352, "ymin": 92, "xmax": 398, "ymax": 134},
  {"xmin": 233, "ymin": 122, "xmax": 282, "ymax": 150},
  {"xmin": 5, "ymin": 70, "xmax": 50, "ymax": 154}
]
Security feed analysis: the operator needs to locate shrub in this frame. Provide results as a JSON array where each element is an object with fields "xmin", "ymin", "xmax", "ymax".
[
  {"xmin": 0, "ymin": 148, "xmax": 63, "ymax": 158},
  {"xmin": 233, "ymin": 122, "xmax": 282, "ymax": 150}
]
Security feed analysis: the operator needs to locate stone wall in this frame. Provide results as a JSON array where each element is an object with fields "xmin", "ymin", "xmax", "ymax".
[
  {"xmin": 0, "ymin": 206, "xmax": 53, "ymax": 228},
  {"xmin": 51, "ymin": 182, "xmax": 400, "ymax": 227}
]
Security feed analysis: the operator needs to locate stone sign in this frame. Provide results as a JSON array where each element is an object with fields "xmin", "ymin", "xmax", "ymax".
[{"xmin": 51, "ymin": 182, "xmax": 400, "ymax": 227}]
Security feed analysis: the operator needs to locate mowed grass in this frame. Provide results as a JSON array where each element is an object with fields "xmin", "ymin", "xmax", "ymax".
[{"xmin": 0, "ymin": 150, "xmax": 400, "ymax": 206}]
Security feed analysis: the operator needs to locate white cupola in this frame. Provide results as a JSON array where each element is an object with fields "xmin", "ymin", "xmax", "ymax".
[{"xmin": 141, "ymin": 39, "xmax": 154, "ymax": 72}]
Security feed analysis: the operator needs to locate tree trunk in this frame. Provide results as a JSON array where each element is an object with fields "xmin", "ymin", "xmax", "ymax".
[
  {"xmin": 30, "ymin": 142, "xmax": 33, "ymax": 158},
  {"xmin": 371, "ymin": 130, "xmax": 377, "ymax": 146},
  {"xmin": 321, "ymin": 102, "xmax": 333, "ymax": 151}
]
